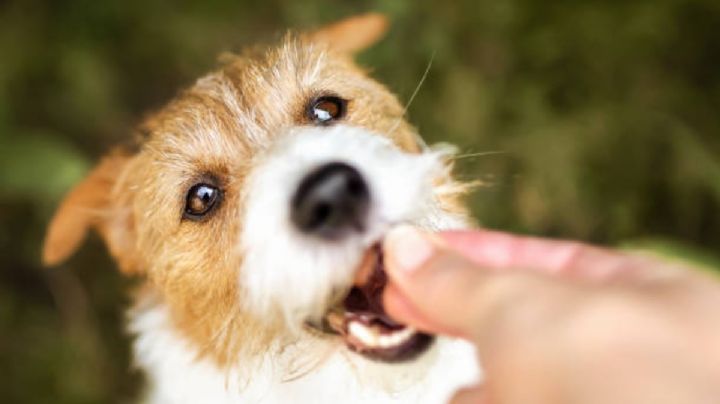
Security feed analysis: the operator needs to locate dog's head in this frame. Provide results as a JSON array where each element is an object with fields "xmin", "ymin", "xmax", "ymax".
[{"xmin": 43, "ymin": 14, "xmax": 470, "ymax": 366}]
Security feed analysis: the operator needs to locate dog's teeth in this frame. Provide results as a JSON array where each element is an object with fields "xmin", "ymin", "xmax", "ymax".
[
  {"xmin": 348, "ymin": 321, "xmax": 380, "ymax": 346},
  {"xmin": 347, "ymin": 320, "xmax": 416, "ymax": 349},
  {"xmin": 377, "ymin": 327, "xmax": 416, "ymax": 348}
]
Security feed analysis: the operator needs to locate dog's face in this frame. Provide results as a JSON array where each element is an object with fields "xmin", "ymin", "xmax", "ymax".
[{"xmin": 43, "ymin": 14, "xmax": 469, "ymax": 367}]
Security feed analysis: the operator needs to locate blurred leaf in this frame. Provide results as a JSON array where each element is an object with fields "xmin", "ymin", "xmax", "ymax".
[{"xmin": 0, "ymin": 132, "xmax": 90, "ymax": 203}]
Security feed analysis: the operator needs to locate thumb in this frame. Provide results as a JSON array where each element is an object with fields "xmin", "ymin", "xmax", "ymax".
[
  {"xmin": 382, "ymin": 225, "xmax": 494, "ymax": 338},
  {"xmin": 382, "ymin": 225, "xmax": 570, "ymax": 340}
]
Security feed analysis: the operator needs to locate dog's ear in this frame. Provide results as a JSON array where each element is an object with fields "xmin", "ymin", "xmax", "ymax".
[
  {"xmin": 310, "ymin": 13, "xmax": 389, "ymax": 54},
  {"xmin": 43, "ymin": 152, "xmax": 140, "ymax": 274}
]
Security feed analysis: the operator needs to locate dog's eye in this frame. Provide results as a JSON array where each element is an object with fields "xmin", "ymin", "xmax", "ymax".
[
  {"xmin": 184, "ymin": 183, "xmax": 221, "ymax": 220},
  {"xmin": 307, "ymin": 95, "xmax": 347, "ymax": 125}
]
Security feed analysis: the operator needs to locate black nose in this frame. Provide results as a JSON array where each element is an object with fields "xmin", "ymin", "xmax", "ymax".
[{"xmin": 291, "ymin": 162, "xmax": 370, "ymax": 240}]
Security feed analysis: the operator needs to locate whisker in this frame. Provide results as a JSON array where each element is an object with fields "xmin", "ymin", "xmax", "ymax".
[
  {"xmin": 388, "ymin": 51, "xmax": 436, "ymax": 139},
  {"xmin": 280, "ymin": 340, "xmax": 340, "ymax": 383},
  {"xmin": 452, "ymin": 150, "xmax": 508, "ymax": 160}
]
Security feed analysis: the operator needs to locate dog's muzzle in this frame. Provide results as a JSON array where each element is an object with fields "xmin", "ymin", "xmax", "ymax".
[{"xmin": 294, "ymin": 162, "xmax": 434, "ymax": 362}]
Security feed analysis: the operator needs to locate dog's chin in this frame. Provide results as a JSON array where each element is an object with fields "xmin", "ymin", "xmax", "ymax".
[{"xmin": 308, "ymin": 244, "xmax": 434, "ymax": 363}]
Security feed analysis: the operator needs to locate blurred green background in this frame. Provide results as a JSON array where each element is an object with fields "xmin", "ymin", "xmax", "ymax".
[{"xmin": 1, "ymin": 0, "xmax": 719, "ymax": 402}]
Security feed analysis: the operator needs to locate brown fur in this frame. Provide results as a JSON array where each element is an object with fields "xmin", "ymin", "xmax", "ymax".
[{"xmin": 43, "ymin": 14, "xmax": 467, "ymax": 367}]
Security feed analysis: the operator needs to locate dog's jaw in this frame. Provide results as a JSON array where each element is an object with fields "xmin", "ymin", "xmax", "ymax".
[{"xmin": 130, "ymin": 293, "xmax": 481, "ymax": 404}]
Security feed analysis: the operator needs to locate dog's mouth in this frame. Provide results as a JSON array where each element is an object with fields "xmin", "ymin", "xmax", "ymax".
[{"xmin": 313, "ymin": 244, "xmax": 434, "ymax": 362}]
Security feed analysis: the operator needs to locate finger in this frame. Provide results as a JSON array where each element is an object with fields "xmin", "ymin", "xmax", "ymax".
[
  {"xmin": 383, "ymin": 282, "xmax": 465, "ymax": 336},
  {"xmin": 439, "ymin": 229, "xmax": 646, "ymax": 280},
  {"xmin": 383, "ymin": 225, "xmax": 573, "ymax": 339},
  {"xmin": 382, "ymin": 225, "xmax": 492, "ymax": 337}
]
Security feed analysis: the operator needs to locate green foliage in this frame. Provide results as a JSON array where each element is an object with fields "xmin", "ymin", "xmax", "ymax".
[
  {"xmin": 0, "ymin": 0, "xmax": 718, "ymax": 402},
  {"xmin": 0, "ymin": 133, "xmax": 90, "ymax": 203}
]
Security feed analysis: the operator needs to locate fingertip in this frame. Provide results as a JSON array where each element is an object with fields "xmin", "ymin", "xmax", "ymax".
[
  {"xmin": 383, "ymin": 226, "xmax": 495, "ymax": 339},
  {"xmin": 383, "ymin": 225, "xmax": 437, "ymax": 276}
]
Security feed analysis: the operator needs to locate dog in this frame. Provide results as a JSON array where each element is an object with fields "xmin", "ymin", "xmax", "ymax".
[{"xmin": 43, "ymin": 13, "xmax": 480, "ymax": 403}]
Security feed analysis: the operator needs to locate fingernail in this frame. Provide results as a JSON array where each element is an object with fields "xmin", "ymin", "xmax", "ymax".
[{"xmin": 385, "ymin": 225, "xmax": 435, "ymax": 273}]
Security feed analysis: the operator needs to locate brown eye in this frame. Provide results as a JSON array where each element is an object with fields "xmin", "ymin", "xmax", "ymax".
[
  {"xmin": 184, "ymin": 183, "xmax": 221, "ymax": 220},
  {"xmin": 307, "ymin": 95, "xmax": 347, "ymax": 125}
]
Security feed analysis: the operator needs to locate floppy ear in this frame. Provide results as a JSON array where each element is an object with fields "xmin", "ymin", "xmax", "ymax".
[
  {"xmin": 309, "ymin": 13, "xmax": 389, "ymax": 54},
  {"xmin": 43, "ymin": 152, "xmax": 140, "ymax": 274}
]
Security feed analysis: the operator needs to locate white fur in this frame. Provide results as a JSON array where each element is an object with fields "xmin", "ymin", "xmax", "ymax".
[
  {"xmin": 130, "ymin": 124, "xmax": 481, "ymax": 403},
  {"xmin": 240, "ymin": 125, "xmax": 467, "ymax": 326},
  {"xmin": 130, "ymin": 299, "xmax": 480, "ymax": 404}
]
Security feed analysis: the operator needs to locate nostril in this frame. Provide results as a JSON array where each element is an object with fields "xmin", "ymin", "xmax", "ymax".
[
  {"xmin": 310, "ymin": 202, "xmax": 332, "ymax": 229},
  {"xmin": 291, "ymin": 162, "xmax": 370, "ymax": 240},
  {"xmin": 346, "ymin": 177, "xmax": 366, "ymax": 197}
]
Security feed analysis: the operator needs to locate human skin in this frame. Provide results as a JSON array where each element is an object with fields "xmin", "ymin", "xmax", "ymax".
[{"xmin": 382, "ymin": 226, "xmax": 720, "ymax": 404}]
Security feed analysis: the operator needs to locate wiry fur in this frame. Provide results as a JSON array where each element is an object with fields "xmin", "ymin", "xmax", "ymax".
[{"xmin": 44, "ymin": 14, "xmax": 480, "ymax": 403}]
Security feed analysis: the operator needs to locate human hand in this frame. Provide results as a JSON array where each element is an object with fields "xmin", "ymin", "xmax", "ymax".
[{"xmin": 382, "ymin": 226, "xmax": 720, "ymax": 404}]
